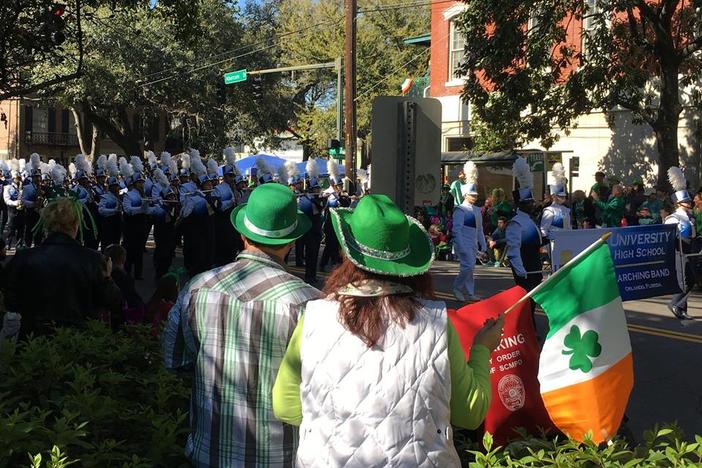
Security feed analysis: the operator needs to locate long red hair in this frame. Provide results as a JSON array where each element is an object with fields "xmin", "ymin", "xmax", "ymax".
[{"xmin": 323, "ymin": 258, "xmax": 436, "ymax": 347}]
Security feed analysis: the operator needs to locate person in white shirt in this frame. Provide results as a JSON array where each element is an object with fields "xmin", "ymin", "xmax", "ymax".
[{"xmin": 451, "ymin": 161, "xmax": 486, "ymax": 301}]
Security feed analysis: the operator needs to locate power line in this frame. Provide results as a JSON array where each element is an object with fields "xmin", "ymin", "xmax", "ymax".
[
  {"xmin": 136, "ymin": 17, "xmax": 344, "ymax": 88},
  {"xmin": 136, "ymin": 18, "xmax": 344, "ymax": 84},
  {"xmin": 358, "ymin": 0, "xmax": 455, "ymax": 13}
]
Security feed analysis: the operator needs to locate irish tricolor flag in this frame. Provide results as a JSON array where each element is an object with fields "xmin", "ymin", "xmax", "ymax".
[{"xmin": 532, "ymin": 241, "xmax": 633, "ymax": 444}]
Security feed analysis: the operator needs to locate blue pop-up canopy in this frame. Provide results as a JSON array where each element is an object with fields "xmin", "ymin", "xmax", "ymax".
[
  {"xmin": 234, "ymin": 154, "xmax": 287, "ymax": 174},
  {"xmin": 296, "ymin": 158, "xmax": 345, "ymax": 177}
]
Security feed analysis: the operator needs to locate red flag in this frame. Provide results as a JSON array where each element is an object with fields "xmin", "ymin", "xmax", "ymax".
[{"xmin": 448, "ymin": 286, "xmax": 556, "ymax": 444}]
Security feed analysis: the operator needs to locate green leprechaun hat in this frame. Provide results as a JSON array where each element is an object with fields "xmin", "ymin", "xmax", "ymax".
[
  {"xmin": 231, "ymin": 183, "xmax": 311, "ymax": 245},
  {"xmin": 330, "ymin": 194, "xmax": 435, "ymax": 276}
]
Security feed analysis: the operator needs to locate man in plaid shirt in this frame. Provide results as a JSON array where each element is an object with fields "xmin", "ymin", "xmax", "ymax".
[{"xmin": 163, "ymin": 184, "xmax": 320, "ymax": 467}]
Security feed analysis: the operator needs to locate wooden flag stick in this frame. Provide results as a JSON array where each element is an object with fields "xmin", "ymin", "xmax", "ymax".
[{"xmin": 501, "ymin": 231, "xmax": 613, "ymax": 317}]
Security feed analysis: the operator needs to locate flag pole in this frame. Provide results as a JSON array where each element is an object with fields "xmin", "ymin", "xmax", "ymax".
[{"xmin": 501, "ymin": 231, "xmax": 613, "ymax": 316}]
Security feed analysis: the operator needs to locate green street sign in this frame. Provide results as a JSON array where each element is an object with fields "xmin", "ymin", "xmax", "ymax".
[{"xmin": 224, "ymin": 69, "xmax": 247, "ymax": 85}]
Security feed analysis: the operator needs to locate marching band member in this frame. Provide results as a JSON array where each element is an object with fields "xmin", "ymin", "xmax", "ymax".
[
  {"xmin": 20, "ymin": 154, "xmax": 43, "ymax": 248},
  {"xmin": 120, "ymin": 158, "xmax": 152, "ymax": 280},
  {"xmin": 0, "ymin": 161, "xmax": 9, "ymax": 237},
  {"xmin": 151, "ymin": 168, "xmax": 179, "ymax": 280},
  {"xmin": 72, "ymin": 155, "xmax": 99, "ymax": 249},
  {"xmin": 666, "ymin": 167, "xmax": 697, "ymax": 320},
  {"xmin": 540, "ymin": 162, "xmax": 572, "ymax": 240},
  {"xmin": 320, "ymin": 159, "xmax": 346, "ymax": 271},
  {"xmin": 180, "ymin": 151, "xmax": 214, "ymax": 277},
  {"xmin": 297, "ymin": 161, "xmax": 324, "ymax": 284},
  {"xmin": 98, "ymin": 158, "xmax": 123, "ymax": 250},
  {"xmin": 3, "ymin": 164, "xmax": 22, "ymax": 249},
  {"xmin": 506, "ymin": 157, "xmax": 543, "ymax": 319},
  {"xmin": 451, "ymin": 161, "xmax": 486, "ymax": 302},
  {"xmin": 211, "ymin": 148, "xmax": 240, "ymax": 266}
]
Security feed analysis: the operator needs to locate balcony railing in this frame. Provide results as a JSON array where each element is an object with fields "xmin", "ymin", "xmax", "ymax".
[{"xmin": 24, "ymin": 131, "xmax": 79, "ymax": 147}]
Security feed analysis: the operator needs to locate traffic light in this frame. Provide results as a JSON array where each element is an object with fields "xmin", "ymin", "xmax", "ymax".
[
  {"xmin": 216, "ymin": 81, "xmax": 226, "ymax": 104},
  {"xmin": 251, "ymin": 76, "xmax": 263, "ymax": 99},
  {"xmin": 44, "ymin": 3, "xmax": 67, "ymax": 46}
]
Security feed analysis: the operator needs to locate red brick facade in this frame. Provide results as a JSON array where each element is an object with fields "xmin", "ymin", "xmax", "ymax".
[{"xmin": 429, "ymin": 1, "xmax": 464, "ymax": 98}]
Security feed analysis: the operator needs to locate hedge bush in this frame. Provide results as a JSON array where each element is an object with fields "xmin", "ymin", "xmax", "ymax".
[
  {"xmin": 0, "ymin": 321, "xmax": 190, "ymax": 467},
  {"xmin": 1, "ymin": 322, "xmax": 701, "ymax": 467}
]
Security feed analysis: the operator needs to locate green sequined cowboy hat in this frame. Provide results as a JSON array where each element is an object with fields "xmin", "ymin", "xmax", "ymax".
[
  {"xmin": 231, "ymin": 183, "xmax": 311, "ymax": 245},
  {"xmin": 330, "ymin": 194, "xmax": 434, "ymax": 277}
]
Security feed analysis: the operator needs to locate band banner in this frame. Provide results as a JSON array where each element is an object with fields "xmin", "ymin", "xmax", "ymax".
[{"xmin": 550, "ymin": 224, "xmax": 680, "ymax": 301}]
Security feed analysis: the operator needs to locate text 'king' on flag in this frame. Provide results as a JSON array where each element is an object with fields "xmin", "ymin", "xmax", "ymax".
[{"xmin": 533, "ymin": 243, "xmax": 633, "ymax": 444}]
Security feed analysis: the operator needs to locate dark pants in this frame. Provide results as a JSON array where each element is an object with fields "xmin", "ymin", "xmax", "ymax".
[
  {"xmin": 320, "ymin": 218, "xmax": 341, "ymax": 268},
  {"xmin": 82, "ymin": 204, "xmax": 100, "ymax": 250},
  {"xmin": 295, "ymin": 239, "xmax": 305, "ymax": 266},
  {"xmin": 670, "ymin": 259, "xmax": 696, "ymax": 312},
  {"xmin": 3, "ymin": 207, "xmax": 21, "ymax": 247},
  {"xmin": 302, "ymin": 227, "xmax": 322, "ymax": 283},
  {"xmin": 0, "ymin": 201, "xmax": 6, "ymax": 235},
  {"xmin": 153, "ymin": 220, "xmax": 177, "ymax": 280},
  {"xmin": 101, "ymin": 215, "xmax": 122, "ymax": 251},
  {"xmin": 124, "ymin": 214, "xmax": 147, "ymax": 279},
  {"xmin": 23, "ymin": 209, "xmax": 41, "ymax": 247},
  {"xmin": 183, "ymin": 214, "xmax": 214, "ymax": 278},
  {"xmin": 214, "ymin": 209, "xmax": 236, "ymax": 267}
]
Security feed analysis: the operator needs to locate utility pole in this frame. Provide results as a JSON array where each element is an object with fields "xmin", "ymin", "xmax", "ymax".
[
  {"xmin": 335, "ymin": 56, "xmax": 343, "ymax": 142},
  {"xmin": 344, "ymin": 0, "xmax": 357, "ymax": 184}
]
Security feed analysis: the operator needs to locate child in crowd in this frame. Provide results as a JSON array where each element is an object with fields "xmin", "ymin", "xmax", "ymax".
[
  {"xmin": 145, "ymin": 274, "xmax": 179, "ymax": 335},
  {"xmin": 105, "ymin": 244, "xmax": 144, "ymax": 324},
  {"xmin": 487, "ymin": 216, "xmax": 508, "ymax": 267},
  {"xmin": 429, "ymin": 224, "xmax": 451, "ymax": 260}
]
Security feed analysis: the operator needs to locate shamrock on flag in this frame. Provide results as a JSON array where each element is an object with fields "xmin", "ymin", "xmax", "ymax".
[
  {"xmin": 530, "ymin": 239, "xmax": 633, "ymax": 444},
  {"xmin": 562, "ymin": 326, "xmax": 602, "ymax": 373}
]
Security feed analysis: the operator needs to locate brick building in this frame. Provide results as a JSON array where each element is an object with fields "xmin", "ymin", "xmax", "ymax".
[
  {"xmin": 0, "ymin": 98, "xmax": 168, "ymax": 164},
  {"xmin": 425, "ymin": 1, "xmax": 702, "ymax": 192}
]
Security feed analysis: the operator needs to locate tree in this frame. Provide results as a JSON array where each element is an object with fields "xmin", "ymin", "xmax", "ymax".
[
  {"xmin": 457, "ymin": 0, "xmax": 702, "ymax": 184},
  {"xmin": 0, "ymin": 0, "xmax": 198, "ymax": 100},
  {"xmin": 32, "ymin": 0, "xmax": 285, "ymax": 157},
  {"xmin": 276, "ymin": 0, "xmax": 430, "ymax": 158}
]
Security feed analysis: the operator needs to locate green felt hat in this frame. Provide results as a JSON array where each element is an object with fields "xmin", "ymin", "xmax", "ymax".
[
  {"xmin": 231, "ymin": 183, "xmax": 311, "ymax": 245},
  {"xmin": 330, "ymin": 194, "xmax": 434, "ymax": 277}
]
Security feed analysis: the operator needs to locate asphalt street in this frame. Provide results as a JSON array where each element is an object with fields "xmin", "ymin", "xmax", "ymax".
[{"xmin": 134, "ymin": 247, "xmax": 702, "ymax": 442}]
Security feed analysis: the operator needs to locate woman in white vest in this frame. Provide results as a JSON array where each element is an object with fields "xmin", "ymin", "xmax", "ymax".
[{"xmin": 273, "ymin": 194, "xmax": 503, "ymax": 468}]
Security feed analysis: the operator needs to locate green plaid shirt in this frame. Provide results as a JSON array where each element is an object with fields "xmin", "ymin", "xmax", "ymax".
[{"xmin": 163, "ymin": 250, "xmax": 320, "ymax": 467}]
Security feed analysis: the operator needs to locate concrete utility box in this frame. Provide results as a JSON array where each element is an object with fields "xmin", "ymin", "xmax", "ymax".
[{"xmin": 370, "ymin": 96, "xmax": 442, "ymax": 213}]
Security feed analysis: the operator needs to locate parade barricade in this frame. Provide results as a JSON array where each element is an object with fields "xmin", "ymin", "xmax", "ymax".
[{"xmin": 550, "ymin": 225, "xmax": 680, "ymax": 301}]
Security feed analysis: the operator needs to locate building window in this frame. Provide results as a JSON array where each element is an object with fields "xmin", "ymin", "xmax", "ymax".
[
  {"xmin": 448, "ymin": 20, "xmax": 466, "ymax": 81},
  {"xmin": 446, "ymin": 136, "xmax": 473, "ymax": 152},
  {"xmin": 582, "ymin": 0, "xmax": 599, "ymax": 60},
  {"xmin": 32, "ymin": 107, "xmax": 48, "ymax": 134}
]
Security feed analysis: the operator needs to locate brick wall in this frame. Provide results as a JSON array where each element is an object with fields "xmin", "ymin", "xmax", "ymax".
[
  {"xmin": 0, "ymin": 99, "xmax": 20, "ymax": 159},
  {"xmin": 430, "ymin": 1, "xmax": 463, "ymax": 98}
]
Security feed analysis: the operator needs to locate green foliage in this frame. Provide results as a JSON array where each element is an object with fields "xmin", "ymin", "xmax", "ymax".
[
  {"xmin": 469, "ymin": 107, "xmax": 518, "ymax": 153},
  {"xmin": 457, "ymin": 426, "xmax": 702, "ymax": 467},
  {"xmin": 33, "ymin": 0, "xmax": 286, "ymax": 156},
  {"xmin": 277, "ymin": 0, "xmax": 430, "ymax": 153},
  {"xmin": 0, "ymin": 322, "xmax": 190, "ymax": 467}
]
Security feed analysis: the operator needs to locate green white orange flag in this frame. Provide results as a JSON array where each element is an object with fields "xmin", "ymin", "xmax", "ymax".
[{"xmin": 532, "ymin": 242, "xmax": 633, "ymax": 444}]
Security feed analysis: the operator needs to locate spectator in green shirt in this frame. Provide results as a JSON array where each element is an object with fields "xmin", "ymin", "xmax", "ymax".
[
  {"xmin": 693, "ymin": 191, "xmax": 702, "ymax": 231},
  {"xmin": 592, "ymin": 184, "xmax": 625, "ymax": 227},
  {"xmin": 490, "ymin": 188, "xmax": 513, "ymax": 227},
  {"xmin": 638, "ymin": 189, "xmax": 663, "ymax": 225}
]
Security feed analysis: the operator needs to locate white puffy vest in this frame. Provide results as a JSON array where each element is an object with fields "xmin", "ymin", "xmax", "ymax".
[{"xmin": 297, "ymin": 299, "xmax": 460, "ymax": 468}]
